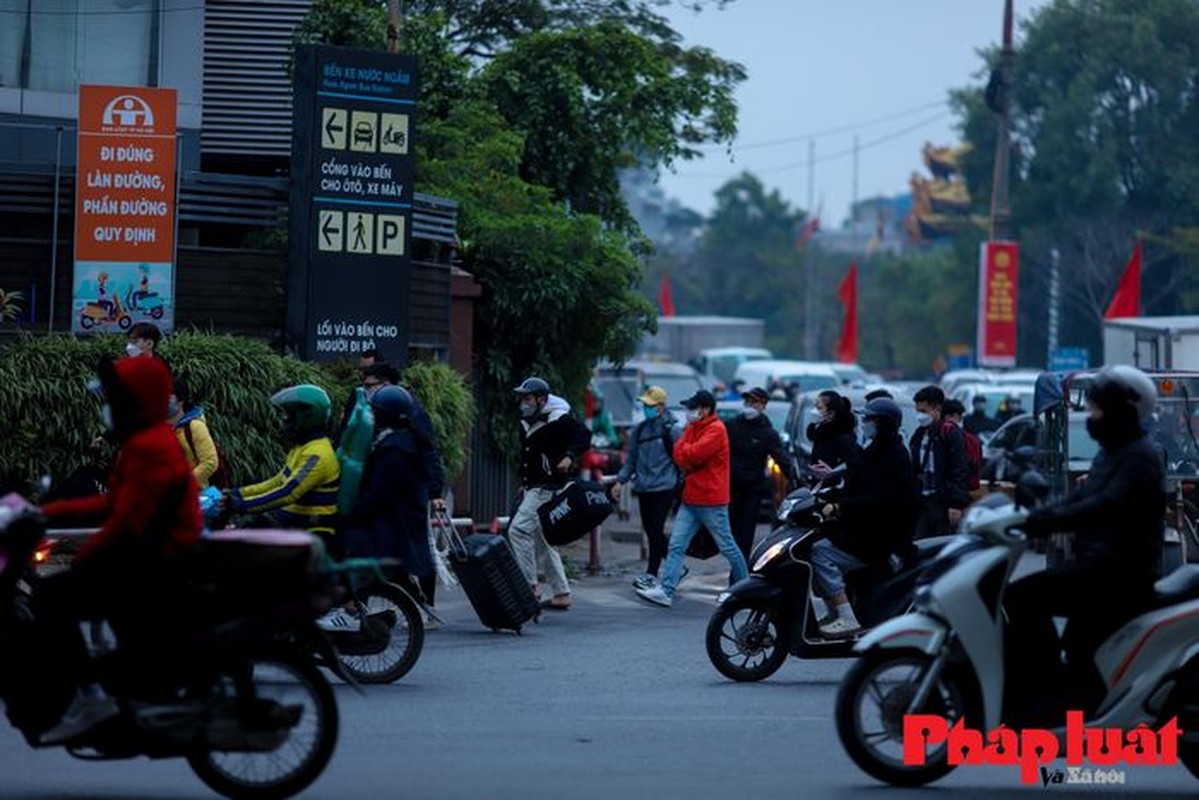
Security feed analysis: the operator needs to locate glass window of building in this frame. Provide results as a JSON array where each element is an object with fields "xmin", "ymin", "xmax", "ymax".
[{"xmin": 23, "ymin": 0, "xmax": 159, "ymax": 93}]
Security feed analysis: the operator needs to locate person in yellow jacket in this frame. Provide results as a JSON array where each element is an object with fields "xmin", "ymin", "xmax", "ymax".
[
  {"xmin": 169, "ymin": 378, "xmax": 219, "ymax": 488},
  {"xmin": 224, "ymin": 384, "xmax": 341, "ymax": 540}
]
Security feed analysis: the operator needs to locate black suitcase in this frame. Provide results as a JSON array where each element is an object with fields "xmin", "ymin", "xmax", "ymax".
[{"xmin": 449, "ymin": 533, "xmax": 541, "ymax": 633}]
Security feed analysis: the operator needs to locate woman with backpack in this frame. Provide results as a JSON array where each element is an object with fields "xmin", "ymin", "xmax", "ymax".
[
  {"xmin": 169, "ymin": 377, "xmax": 225, "ymax": 489},
  {"xmin": 611, "ymin": 386, "xmax": 683, "ymax": 591}
]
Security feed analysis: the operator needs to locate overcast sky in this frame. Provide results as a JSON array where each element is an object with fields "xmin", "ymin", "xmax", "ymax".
[{"xmin": 655, "ymin": 0, "xmax": 1051, "ymax": 227}]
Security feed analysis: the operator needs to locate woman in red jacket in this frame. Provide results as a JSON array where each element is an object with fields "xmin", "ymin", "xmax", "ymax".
[
  {"xmin": 635, "ymin": 390, "xmax": 748, "ymax": 607},
  {"xmin": 37, "ymin": 355, "xmax": 201, "ymax": 744}
]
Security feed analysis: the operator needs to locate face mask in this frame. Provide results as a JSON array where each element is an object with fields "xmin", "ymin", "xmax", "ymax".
[
  {"xmin": 685, "ymin": 410, "xmax": 699, "ymax": 423},
  {"xmin": 862, "ymin": 420, "xmax": 878, "ymax": 441},
  {"xmin": 125, "ymin": 342, "xmax": 142, "ymax": 357},
  {"xmin": 915, "ymin": 412, "xmax": 933, "ymax": 428},
  {"xmin": 100, "ymin": 404, "xmax": 114, "ymax": 431},
  {"xmin": 973, "ymin": 403, "xmax": 987, "ymax": 414},
  {"xmin": 167, "ymin": 399, "xmax": 180, "ymax": 418},
  {"xmin": 520, "ymin": 401, "xmax": 538, "ymax": 418},
  {"xmin": 742, "ymin": 407, "xmax": 761, "ymax": 420},
  {"xmin": 809, "ymin": 408, "xmax": 825, "ymax": 421},
  {"xmin": 643, "ymin": 405, "xmax": 660, "ymax": 420}
]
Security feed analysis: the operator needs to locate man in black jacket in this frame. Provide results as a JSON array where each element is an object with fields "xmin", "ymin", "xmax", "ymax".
[
  {"xmin": 812, "ymin": 398, "xmax": 918, "ymax": 637},
  {"xmin": 1005, "ymin": 366, "xmax": 1165, "ymax": 721},
  {"xmin": 510, "ymin": 377, "xmax": 592, "ymax": 609},
  {"xmin": 909, "ymin": 385, "xmax": 970, "ymax": 538},
  {"xmin": 726, "ymin": 387, "xmax": 795, "ymax": 564}
]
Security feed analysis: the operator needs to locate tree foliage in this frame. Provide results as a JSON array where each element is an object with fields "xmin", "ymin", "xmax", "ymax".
[
  {"xmin": 299, "ymin": 0, "xmax": 741, "ymax": 449},
  {"xmin": 952, "ymin": 0, "xmax": 1199, "ymax": 362}
]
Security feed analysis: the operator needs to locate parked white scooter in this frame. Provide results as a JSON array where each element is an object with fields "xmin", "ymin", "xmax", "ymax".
[{"xmin": 835, "ymin": 479, "xmax": 1199, "ymax": 787}]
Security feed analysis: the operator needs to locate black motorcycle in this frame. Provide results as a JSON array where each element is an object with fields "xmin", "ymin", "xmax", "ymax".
[
  {"xmin": 324, "ymin": 569, "xmax": 426, "ymax": 684},
  {"xmin": 705, "ymin": 480, "xmax": 948, "ymax": 682},
  {"xmin": 0, "ymin": 497, "xmax": 346, "ymax": 800}
]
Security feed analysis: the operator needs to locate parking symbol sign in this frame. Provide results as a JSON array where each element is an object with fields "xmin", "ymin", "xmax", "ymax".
[{"xmin": 376, "ymin": 215, "xmax": 406, "ymax": 256}]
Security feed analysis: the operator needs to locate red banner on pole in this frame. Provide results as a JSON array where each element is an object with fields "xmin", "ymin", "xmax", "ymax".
[
  {"xmin": 977, "ymin": 241, "xmax": 1018, "ymax": 367},
  {"xmin": 835, "ymin": 263, "xmax": 858, "ymax": 364}
]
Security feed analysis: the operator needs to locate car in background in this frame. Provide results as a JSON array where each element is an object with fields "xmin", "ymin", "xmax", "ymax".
[
  {"xmin": 594, "ymin": 359, "xmax": 704, "ymax": 430},
  {"xmin": 826, "ymin": 362, "xmax": 871, "ymax": 388},
  {"xmin": 693, "ymin": 346, "xmax": 772, "ymax": 390},
  {"xmin": 939, "ymin": 369, "xmax": 996, "ymax": 395},
  {"xmin": 784, "ymin": 388, "xmax": 919, "ymax": 474},
  {"xmin": 733, "ymin": 359, "xmax": 840, "ymax": 397},
  {"xmin": 715, "ymin": 399, "xmax": 794, "ymax": 519},
  {"xmin": 981, "ymin": 412, "xmax": 1098, "ymax": 483},
  {"xmin": 951, "ymin": 382, "xmax": 1034, "ymax": 426}
]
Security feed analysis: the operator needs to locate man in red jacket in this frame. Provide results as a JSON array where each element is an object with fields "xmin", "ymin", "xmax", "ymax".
[
  {"xmin": 37, "ymin": 355, "xmax": 201, "ymax": 744},
  {"xmin": 635, "ymin": 390, "xmax": 748, "ymax": 607}
]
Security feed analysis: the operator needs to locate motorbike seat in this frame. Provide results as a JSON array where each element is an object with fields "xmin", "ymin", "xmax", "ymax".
[{"xmin": 1154, "ymin": 564, "xmax": 1199, "ymax": 604}]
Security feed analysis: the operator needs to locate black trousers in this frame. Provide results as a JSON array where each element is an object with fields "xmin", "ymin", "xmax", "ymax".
[
  {"xmin": 729, "ymin": 483, "xmax": 763, "ymax": 565},
  {"xmin": 637, "ymin": 490, "xmax": 675, "ymax": 577},
  {"xmin": 1004, "ymin": 564, "xmax": 1150, "ymax": 718},
  {"xmin": 914, "ymin": 499, "xmax": 951, "ymax": 540}
]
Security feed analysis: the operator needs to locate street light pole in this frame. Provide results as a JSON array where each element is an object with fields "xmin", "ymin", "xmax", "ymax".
[
  {"xmin": 803, "ymin": 139, "xmax": 817, "ymax": 360},
  {"xmin": 989, "ymin": 0, "xmax": 1014, "ymax": 241}
]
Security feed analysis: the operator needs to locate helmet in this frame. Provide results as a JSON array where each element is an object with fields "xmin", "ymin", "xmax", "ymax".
[
  {"xmin": 863, "ymin": 397, "xmax": 903, "ymax": 427},
  {"xmin": 1086, "ymin": 365, "xmax": 1157, "ymax": 422},
  {"xmin": 370, "ymin": 385, "xmax": 416, "ymax": 421},
  {"xmin": 270, "ymin": 384, "xmax": 331, "ymax": 430},
  {"xmin": 513, "ymin": 376, "xmax": 551, "ymax": 397}
]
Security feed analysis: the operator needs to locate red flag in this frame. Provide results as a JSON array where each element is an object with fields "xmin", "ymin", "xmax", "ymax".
[
  {"xmin": 835, "ymin": 263, "xmax": 858, "ymax": 364},
  {"xmin": 795, "ymin": 211, "xmax": 822, "ymax": 251},
  {"xmin": 658, "ymin": 273, "xmax": 676, "ymax": 317},
  {"xmin": 1104, "ymin": 241, "xmax": 1142, "ymax": 319}
]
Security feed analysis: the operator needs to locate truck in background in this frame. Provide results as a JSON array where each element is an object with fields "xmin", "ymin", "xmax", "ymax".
[
  {"xmin": 639, "ymin": 316, "xmax": 770, "ymax": 388},
  {"xmin": 1103, "ymin": 316, "xmax": 1199, "ymax": 371}
]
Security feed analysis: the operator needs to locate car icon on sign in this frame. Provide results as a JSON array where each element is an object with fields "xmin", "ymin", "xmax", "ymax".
[{"xmin": 354, "ymin": 120, "xmax": 373, "ymax": 146}]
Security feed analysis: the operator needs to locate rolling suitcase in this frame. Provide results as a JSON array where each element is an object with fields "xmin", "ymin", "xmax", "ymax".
[{"xmin": 447, "ymin": 518, "xmax": 540, "ymax": 633}]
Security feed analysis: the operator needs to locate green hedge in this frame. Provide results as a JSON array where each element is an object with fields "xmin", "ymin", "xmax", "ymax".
[{"xmin": 0, "ymin": 332, "xmax": 473, "ymax": 490}]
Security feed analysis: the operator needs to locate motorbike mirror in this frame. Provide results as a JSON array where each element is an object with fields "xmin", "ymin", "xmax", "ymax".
[{"xmin": 1015, "ymin": 470, "xmax": 1050, "ymax": 509}]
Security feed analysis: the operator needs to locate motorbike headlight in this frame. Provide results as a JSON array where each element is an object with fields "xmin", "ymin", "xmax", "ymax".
[
  {"xmin": 776, "ymin": 499, "xmax": 795, "ymax": 521},
  {"xmin": 768, "ymin": 457, "xmax": 782, "ymax": 476},
  {"xmin": 753, "ymin": 539, "xmax": 792, "ymax": 572}
]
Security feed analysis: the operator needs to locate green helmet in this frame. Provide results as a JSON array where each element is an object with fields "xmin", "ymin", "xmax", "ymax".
[{"xmin": 271, "ymin": 384, "xmax": 332, "ymax": 430}]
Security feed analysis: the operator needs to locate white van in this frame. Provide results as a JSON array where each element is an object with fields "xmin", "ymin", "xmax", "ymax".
[{"xmin": 733, "ymin": 359, "xmax": 840, "ymax": 395}]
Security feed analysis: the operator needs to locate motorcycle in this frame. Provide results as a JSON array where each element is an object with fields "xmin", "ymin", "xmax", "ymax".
[
  {"xmin": 705, "ymin": 471, "xmax": 949, "ymax": 682},
  {"xmin": 0, "ymin": 493, "xmax": 345, "ymax": 799},
  {"xmin": 125, "ymin": 286, "xmax": 165, "ymax": 320},
  {"xmin": 199, "ymin": 487, "xmax": 426, "ymax": 685},
  {"xmin": 78, "ymin": 293, "xmax": 131, "ymax": 331},
  {"xmin": 835, "ymin": 478, "xmax": 1199, "ymax": 787}
]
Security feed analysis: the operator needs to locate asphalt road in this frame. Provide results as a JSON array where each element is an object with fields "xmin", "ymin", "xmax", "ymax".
[{"xmin": 1, "ymin": 552, "xmax": 1197, "ymax": 799}]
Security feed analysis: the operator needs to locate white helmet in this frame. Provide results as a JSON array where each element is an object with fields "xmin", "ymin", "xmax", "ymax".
[{"xmin": 1086, "ymin": 365, "xmax": 1157, "ymax": 422}]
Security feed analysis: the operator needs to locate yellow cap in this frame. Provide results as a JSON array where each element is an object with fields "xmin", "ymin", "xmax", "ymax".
[{"xmin": 638, "ymin": 385, "xmax": 668, "ymax": 406}]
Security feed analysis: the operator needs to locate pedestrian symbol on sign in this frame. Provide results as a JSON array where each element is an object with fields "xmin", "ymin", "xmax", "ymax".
[{"xmin": 348, "ymin": 213, "xmax": 374, "ymax": 254}]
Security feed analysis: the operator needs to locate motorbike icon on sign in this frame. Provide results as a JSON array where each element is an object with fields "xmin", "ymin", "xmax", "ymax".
[{"xmin": 383, "ymin": 125, "xmax": 406, "ymax": 150}]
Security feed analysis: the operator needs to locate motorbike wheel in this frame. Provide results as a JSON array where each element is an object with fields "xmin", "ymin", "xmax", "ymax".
[
  {"xmin": 338, "ymin": 581, "xmax": 424, "ymax": 684},
  {"xmin": 187, "ymin": 653, "xmax": 337, "ymax": 800},
  {"xmin": 705, "ymin": 599, "xmax": 790, "ymax": 682},
  {"xmin": 150, "ymin": 306, "xmax": 164, "ymax": 320},
  {"xmin": 117, "ymin": 315, "xmax": 132, "ymax": 331},
  {"xmin": 835, "ymin": 649, "xmax": 974, "ymax": 787},
  {"xmin": 80, "ymin": 314, "xmax": 95, "ymax": 330}
]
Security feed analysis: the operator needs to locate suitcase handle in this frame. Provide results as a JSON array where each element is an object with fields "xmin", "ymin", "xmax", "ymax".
[{"xmin": 431, "ymin": 506, "xmax": 468, "ymax": 560}]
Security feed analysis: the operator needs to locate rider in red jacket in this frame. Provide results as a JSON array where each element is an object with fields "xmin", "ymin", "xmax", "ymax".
[{"xmin": 38, "ymin": 355, "xmax": 201, "ymax": 745}]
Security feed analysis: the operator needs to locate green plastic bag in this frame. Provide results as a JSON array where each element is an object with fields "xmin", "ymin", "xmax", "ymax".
[{"xmin": 336, "ymin": 388, "xmax": 375, "ymax": 515}]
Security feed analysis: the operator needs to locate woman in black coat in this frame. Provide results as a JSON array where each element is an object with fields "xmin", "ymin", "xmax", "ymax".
[
  {"xmin": 807, "ymin": 390, "xmax": 862, "ymax": 474},
  {"xmin": 344, "ymin": 386, "xmax": 436, "ymax": 586}
]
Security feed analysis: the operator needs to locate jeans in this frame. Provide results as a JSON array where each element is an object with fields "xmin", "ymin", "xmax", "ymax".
[
  {"xmin": 637, "ymin": 490, "xmax": 675, "ymax": 577},
  {"xmin": 660, "ymin": 504, "xmax": 747, "ymax": 596},
  {"xmin": 508, "ymin": 487, "xmax": 570, "ymax": 597},
  {"xmin": 810, "ymin": 539, "xmax": 865, "ymax": 597}
]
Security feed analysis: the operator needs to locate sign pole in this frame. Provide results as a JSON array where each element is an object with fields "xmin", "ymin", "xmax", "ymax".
[{"xmin": 49, "ymin": 125, "xmax": 63, "ymax": 332}]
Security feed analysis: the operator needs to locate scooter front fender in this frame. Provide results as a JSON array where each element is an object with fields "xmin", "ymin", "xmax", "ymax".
[
  {"xmin": 717, "ymin": 575, "xmax": 784, "ymax": 605},
  {"xmin": 854, "ymin": 612, "xmax": 947, "ymax": 656}
]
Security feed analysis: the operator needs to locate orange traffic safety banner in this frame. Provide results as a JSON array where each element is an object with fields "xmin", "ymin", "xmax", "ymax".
[{"xmin": 73, "ymin": 85, "xmax": 177, "ymax": 333}]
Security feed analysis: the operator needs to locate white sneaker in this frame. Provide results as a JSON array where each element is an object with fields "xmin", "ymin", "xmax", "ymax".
[
  {"xmin": 635, "ymin": 585, "xmax": 673, "ymax": 607},
  {"xmin": 632, "ymin": 574, "xmax": 657, "ymax": 590},
  {"xmin": 41, "ymin": 692, "xmax": 119, "ymax": 744},
  {"xmin": 819, "ymin": 617, "xmax": 863, "ymax": 639},
  {"xmin": 316, "ymin": 608, "xmax": 361, "ymax": 632}
]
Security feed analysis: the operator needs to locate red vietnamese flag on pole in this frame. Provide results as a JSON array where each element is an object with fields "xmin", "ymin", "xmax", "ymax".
[
  {"xmin": 658, "ymin": 273, "xmax": 676, "ymax": 317},
  {"xmin": 1104, "ymin": 241, "xmax": 1142, "ymax": 319},
  {"xmin": 835, "ymin": 263, "xmax": 859, "ymax": 363}
]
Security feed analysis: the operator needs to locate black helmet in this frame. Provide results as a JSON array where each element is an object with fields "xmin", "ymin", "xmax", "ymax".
[
  {"xmin": 370, "ymin": 385, "xmax": 416, "ymax": 421},
  {"xmin": 513, "ymin": 376, "xmax": 551, "ymax": 397},
  {"xmin": 863, "ymin": 397, "xmax": 903, "ymax": 428},
  {"xmin": 1086, "ymin": 365, "xmax": 1157, "ymax": 422}
]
